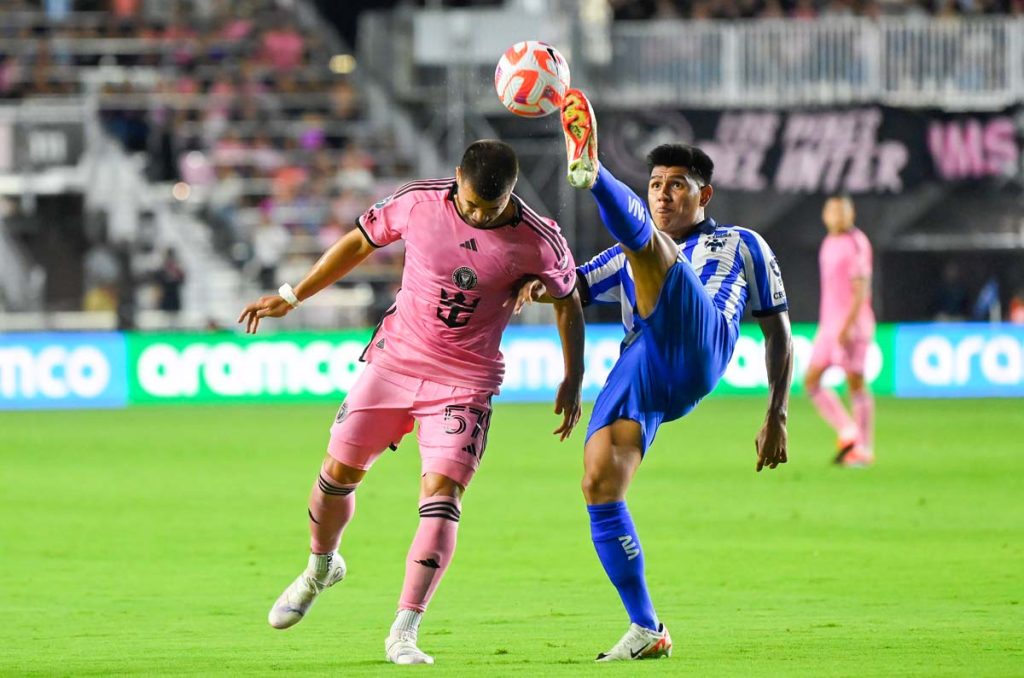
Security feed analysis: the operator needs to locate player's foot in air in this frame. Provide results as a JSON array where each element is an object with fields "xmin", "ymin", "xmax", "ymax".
[
  {"xmin": 596, "ymin": 622, "xmax": 672, "ymax": 661},
  {"xmin": 561, "ymin": 88, "xmax": 598, "ymax": 189},
  {"xmin": 267, "ymin": 551, "xmax": 346, "ymax": 629},
  {"xmin": 385, "ymin": 631, "xmax": 435, "ymax": 665}
]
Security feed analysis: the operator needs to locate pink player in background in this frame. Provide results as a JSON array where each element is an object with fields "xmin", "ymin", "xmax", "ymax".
[{"xmin": 805, "ymin": 195, "xmax": 876, "ymax": 467}]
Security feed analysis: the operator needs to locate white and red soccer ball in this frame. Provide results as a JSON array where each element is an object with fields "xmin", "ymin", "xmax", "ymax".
[{"xmin": 494, "ymin": 41, "xmax": 571, "ymax": 118}]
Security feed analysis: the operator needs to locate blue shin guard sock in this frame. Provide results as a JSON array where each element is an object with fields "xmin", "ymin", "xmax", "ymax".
[
  {"xmin": 587, "ymin": 501, "xmax": 659, "ymax": 631},
  {"xmin": 590, "ymin": 165, "xmax": 655, "ymax": 251}
]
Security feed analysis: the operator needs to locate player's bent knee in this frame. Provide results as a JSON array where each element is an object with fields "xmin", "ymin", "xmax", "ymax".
[
  {"xmin": 322, "ymin": 456, "xmax": 368, "ymax": 485},
  {"xmin": 847, "ymin": 374, "xmax": 866, "ymax": 392},
  {"xmin": 420, "ymin": 471, "xmax": 466, "ymax": 500},
  {"xmin": 581, "ymin": 470, "xmax": 627, "ymax": 505}
]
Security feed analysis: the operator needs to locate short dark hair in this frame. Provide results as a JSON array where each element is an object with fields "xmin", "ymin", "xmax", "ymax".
[
  {"xmin": 646, "ymin": 144, "xmax": 714, "ymax": 186},
  {"xmin": 459, "ymin": 140, "xmax": 519, "ymax": 200}
]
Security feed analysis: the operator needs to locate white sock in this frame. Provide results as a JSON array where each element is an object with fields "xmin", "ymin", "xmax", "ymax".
[
  {"xmin": 391, "ymin": 609, "xmax": 422, "ymax": 636},
  {"xmin": 308, "ymin": 551, "xmax": 336, "ymax": 582}
]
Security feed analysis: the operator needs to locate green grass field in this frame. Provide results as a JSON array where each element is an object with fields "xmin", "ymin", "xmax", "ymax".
[{"xmin": 1, "ymin": 398, "xmax": 1022, "ymax": 676}]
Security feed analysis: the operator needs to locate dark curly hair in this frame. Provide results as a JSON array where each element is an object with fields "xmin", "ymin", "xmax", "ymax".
[{"xmin": 646, "ymin": 144, "xmax": 714, "ymax": 185}]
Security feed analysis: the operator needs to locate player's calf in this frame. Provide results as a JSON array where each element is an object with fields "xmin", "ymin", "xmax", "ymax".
[{"xmin": 309, "ymin": 464, "xmax": 360, "ymax": 553}]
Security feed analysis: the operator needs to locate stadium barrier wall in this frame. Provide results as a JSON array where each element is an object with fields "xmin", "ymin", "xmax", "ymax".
[
  {"xmin": 1, "ymin": 323, "xmax": 1022, "ymax": 410},
  {"xmin": 600, "ymin": 106, "xmax": 1024, "ymax": 195}
]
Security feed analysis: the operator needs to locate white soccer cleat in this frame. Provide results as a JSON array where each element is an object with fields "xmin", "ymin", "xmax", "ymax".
[
  {"xmin": 596, "ymin": 622, "xmax": 672, "ymax": 662},
  {"xmin": 267, "ymin": 551, "xmax": 346, "ymax": 629},
  {"xmin": 385, "ymin": 630, "xmax": 435, "ymax": 665}
]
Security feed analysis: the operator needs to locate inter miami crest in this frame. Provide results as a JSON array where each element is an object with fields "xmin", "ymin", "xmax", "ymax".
[
  {"xmin": 452, "ymin": 267, "xmax": 477, "ymax": 291},
  {"xmin": 335, "ymin": 402, "xmax": 349, "ymax": 424}
]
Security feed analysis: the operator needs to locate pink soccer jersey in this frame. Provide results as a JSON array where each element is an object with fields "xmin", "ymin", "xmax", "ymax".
[
  {"xmin": 356, "ymin": 178, "xmax": 576, "ymax": 393},
  {"xmin": 818, "ymin": 227, "xmax": 875, "ymax": 337}
]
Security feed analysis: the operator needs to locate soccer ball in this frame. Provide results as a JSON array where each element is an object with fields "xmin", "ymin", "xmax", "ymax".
[{"xmin": 494, "ymin": 41, "xmax": 571, "ymax": 118}]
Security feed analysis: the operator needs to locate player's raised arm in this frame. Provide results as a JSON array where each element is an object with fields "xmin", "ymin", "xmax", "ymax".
[
  {"xmin": 551, "ymin": 289, "xmax": 585, "ymax": 440},
  {"xmin": 237, "ymin": 228, "xmax": 377, "ymax": 334},
  {"xmin": 509, "ymin": 244, "xmax": 629, "ymax": 314},
  {"xmin": 755, "ymin": 310, "xmax": 793, "ymax": 472}
]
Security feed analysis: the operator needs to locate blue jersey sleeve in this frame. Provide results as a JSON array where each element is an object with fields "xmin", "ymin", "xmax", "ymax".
[
  {"xmin": 576, "ymin": 245, "xmax": 626, "ymax": 306},
  {"xmin": 737, "ymin": 229, "xmax": 788, "ymax": 316}
]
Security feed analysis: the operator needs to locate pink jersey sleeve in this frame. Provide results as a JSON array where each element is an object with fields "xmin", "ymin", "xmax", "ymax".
[
  {"xmin": 851, "ymin": 229, "xmax": 873, "ymax": 279},
  {"xmin": 357, "ymin": 188, "xmax": 417, "ymax": 247},
  {"xmin": 526, "ymin": 216, "xmax": 576, "ymax": 299}
]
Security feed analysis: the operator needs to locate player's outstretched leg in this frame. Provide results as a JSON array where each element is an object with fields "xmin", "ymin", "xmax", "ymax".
[
  {"xmin": 589, "ymin": 501, "xmax": 671, "ymax": 661},
  {"xmin": 561, "ymin": 91, "xmax": 655, "ymax": 252},
  {"xmin": 562, "ymin": 88, "xmax": 598, "ymax": 189},
  {"xmin": 268, "ymin": 461, "xmax": 358, "ymax": 629},
  {"xmin": 584, "ymin": 421, "xmax": 672, "ymax": 661},
  {"xmin": 384, "ymin": 493, "xmax": 462, "ymax": 664}
]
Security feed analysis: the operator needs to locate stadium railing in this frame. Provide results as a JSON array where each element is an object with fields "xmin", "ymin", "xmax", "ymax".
[{"xmin": 361, "ymin": 12, "xmax": 1024, "ymax": 110}]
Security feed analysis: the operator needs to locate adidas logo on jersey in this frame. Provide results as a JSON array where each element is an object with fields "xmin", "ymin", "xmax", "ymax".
[{"xmin": 459, "ymin": 239, "xmax": 478, "ymax": 252}]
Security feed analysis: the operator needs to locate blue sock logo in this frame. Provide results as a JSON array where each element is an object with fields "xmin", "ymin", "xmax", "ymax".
[{"xmin": 618, "ymin": 535, "xmax": 640, "ymax": 561}]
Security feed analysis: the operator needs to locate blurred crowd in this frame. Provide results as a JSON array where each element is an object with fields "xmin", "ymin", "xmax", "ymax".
[
  {"xmin": 1, "ymin": 0, "xmax": 412, "ymax": 312},
  {"xmin": 608, "ymin": 0, "xmax": 1024, "ymax": 20}
]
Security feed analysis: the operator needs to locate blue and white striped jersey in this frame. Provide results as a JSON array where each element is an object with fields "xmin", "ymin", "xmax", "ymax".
[{"xmin": 577, "ymin": 217, "xmax": 788, "ymax": 333}]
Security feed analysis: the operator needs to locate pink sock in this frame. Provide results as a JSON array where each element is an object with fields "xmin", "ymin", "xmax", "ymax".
[
  {"xmin": 808, "ymin": 385, "xmax": 856, "ymax": 441},
  {"xmin": 308, "ymin": 463, "xmax": 358, "ymax": 554},
  {"xmin": 851, "ymin": 390, "xmax": 874, "ymax": 452},
  {"xmin": 398, "ymin": 496, "xmax": 461, "ymax": 613}
]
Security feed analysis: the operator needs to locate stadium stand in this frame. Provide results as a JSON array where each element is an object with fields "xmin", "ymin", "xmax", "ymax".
[
  {"xmin": 0, "ymin": 0, "xmax": 416, "ymax": 330},
  {"xmin": 1, "ymin": 0, "xmax": 1021, "ymax": 328}
]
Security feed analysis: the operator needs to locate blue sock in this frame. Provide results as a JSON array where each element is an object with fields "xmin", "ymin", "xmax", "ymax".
[
  {"xmin": 590, "ymin": 165, "xmax": 655, "ymax": 251},
  {"xmin": 587, "ymin": 501, "xmax": 659, "ymax": 631}
]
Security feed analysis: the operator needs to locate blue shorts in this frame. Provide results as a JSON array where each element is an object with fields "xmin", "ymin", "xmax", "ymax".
[{"xmin": 586, "ymin": 260, "xmax": 737, "ymax": 454}]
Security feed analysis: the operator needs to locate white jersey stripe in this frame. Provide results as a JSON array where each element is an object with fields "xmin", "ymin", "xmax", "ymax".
[{"xmin": 577, "ymin": 218, "xmax": 787, "ymax": 333}]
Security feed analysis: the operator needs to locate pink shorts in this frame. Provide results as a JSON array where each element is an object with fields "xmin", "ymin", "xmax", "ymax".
[
  {"xmin": 327, "ymin": 363, "xmax": 493, "ymax": 488},
  {"xmin": 809, "ymin": 332, "xmax": 870, "ymax": 375}
]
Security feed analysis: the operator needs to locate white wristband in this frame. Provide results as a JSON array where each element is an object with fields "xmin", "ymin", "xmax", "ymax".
[{"xmin": 278, "ymin": 283, "xmax": 301, "ymax": 308}]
